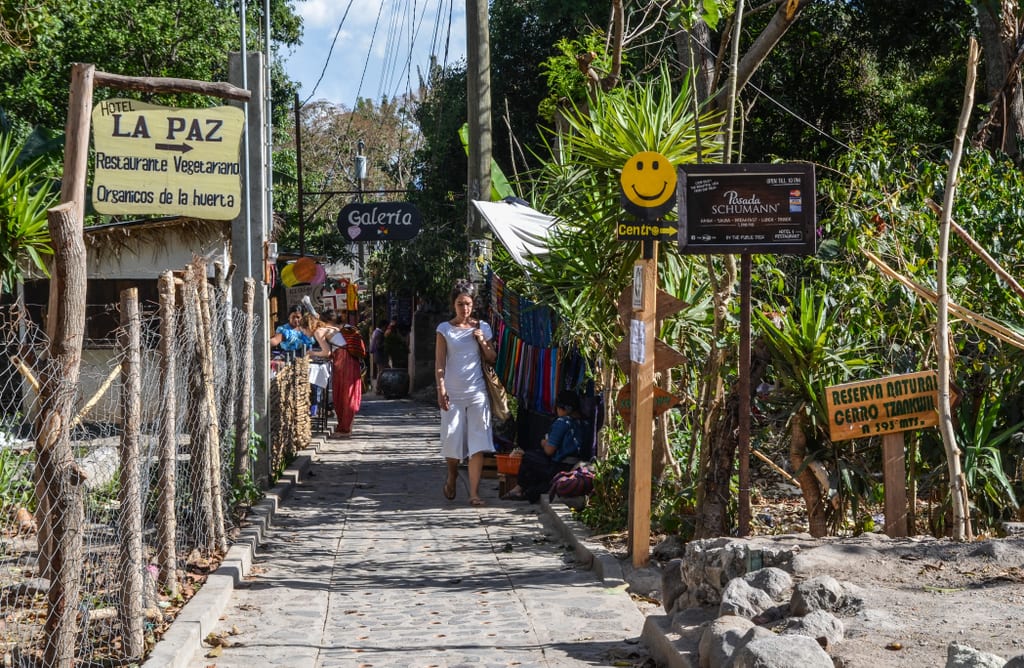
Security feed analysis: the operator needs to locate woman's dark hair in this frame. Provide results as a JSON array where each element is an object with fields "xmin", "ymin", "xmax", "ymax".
[
  {"xmin": 288, "ymin": 305, "xmax": 303, "ymax": 315},
  {"xmin": 556, "ymin": 389, "xmax": 580, "ymax": 412},
  {"xmin": 449, "ymin": 279, "xmax": 477, "ymax": 306}
]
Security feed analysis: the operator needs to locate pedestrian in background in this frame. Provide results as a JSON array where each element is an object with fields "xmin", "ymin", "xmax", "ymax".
[
  {"xmin": 368, "ymin": 317, "xmax": 391, "ymax": 393},
  {"xmin": 435, "ymin": 279, "xmax": 496, "ymax": 506}
]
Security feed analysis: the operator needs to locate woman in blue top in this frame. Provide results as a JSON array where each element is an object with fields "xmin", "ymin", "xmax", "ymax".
[
  {"xmin": 503, "ymin": 389, "xmax": 583, "ymax": 502},
  {"xmin": 270, "ymin": 306, "xmax": 314, "ymax": 352}
]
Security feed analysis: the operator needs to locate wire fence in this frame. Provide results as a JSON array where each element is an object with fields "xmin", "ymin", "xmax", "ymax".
[{"xmin": 0, "ymin": 260, "xmax": 304, "ymax": 667}]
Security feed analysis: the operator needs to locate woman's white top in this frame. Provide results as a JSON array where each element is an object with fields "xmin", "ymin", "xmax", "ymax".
[
  {"xmin": 327, "ymin": 329, "xmax": 347, "ymax": 349},
  {"xmin": 436, "ymin": 320, "xmax": 492, "ymax": 403}
]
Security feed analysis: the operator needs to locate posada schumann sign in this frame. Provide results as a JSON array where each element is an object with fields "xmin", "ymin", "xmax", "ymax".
[
  {"xmin": 337, "ymin": 202, "xmax": 422, "ymax": 241},
  {"xmin": 678, "ymin": 162, "xmax": 816, "ymax": 255},
  {"xmin": 825, "ymin": 370, "xmax": 943, "ymax": 442},
  {"xmin": 91, "ymin": 98, "xmax": 244, "ymax": 219}
]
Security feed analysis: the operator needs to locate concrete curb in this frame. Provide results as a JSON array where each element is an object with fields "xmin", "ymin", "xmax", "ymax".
[
  {"xmin": 540, "ymin": 497, "xmax": 690, "ymax": 668},
  {"xmin": 142, "ymin": 443, "xmax": 319, "ymax": 668},
  {"xmin": 539, "ymin": 497, "xmax": 628, "ymax": 586}
]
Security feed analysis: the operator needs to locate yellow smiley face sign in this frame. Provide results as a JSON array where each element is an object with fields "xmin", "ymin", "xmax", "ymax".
[{"xmin": 620, "ymin": 151, "xmax": 677, "ymax": 219}]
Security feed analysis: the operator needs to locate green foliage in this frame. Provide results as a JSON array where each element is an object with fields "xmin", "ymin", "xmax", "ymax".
[
  {"xmin": 667, "ymin": 0, "xmax": 731, "ymax": 31},
  {"xmin": 755, "ymin": 284, "xmax": 872, "ymax": 429},
  {"xmin": 0, "ymin": 129, "xmax": 58, "ymax": 293},
  {"xmin": 0, "ymin": 441, "xmax": 34, "ymax": 514},
  {"xmin": 538, "ymin": 32, "xmax": 620, "ymax": 123},
  {"xmin": 230, "ymin": 428, "xmax": 264, "ymax": 510},
  {"xmin": 0, "ymin": 0, "xmax": 301, "ymax": 131},
  {"xmin": 578, "ymin": 429, "xmax": 631, "ymax": 532}
]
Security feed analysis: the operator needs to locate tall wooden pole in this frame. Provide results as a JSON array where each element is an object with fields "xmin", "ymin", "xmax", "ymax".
[
  {"xmin": 629, "ymin": 242, "xmax": 657, "ymax": 566},
  {"xmin": 738, "ymin": 254, "xmax": 752, "ymax": 536},
  {"xmin": 466, "ymin": 0, "xmax": 492, "ymax": 238}
]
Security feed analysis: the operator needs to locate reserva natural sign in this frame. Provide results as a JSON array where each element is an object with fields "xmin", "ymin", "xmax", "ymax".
[
  {"xmin": 91, "ymin": 98, "xmax": 245, "ymax": 219},
  {"xmin": 825, "ymin": 370, "xmax": 942, "ymax": 442}
]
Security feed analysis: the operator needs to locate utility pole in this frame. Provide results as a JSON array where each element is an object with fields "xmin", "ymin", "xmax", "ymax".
[
  {"xmin": 356, "ymin": 140, "xmax": 367, "ymax": 327},
  {"xmin": 466, "ymin": 0, "xmax": 492, "ymax": 239}
]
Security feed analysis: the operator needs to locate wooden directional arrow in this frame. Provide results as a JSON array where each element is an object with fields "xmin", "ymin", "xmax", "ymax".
[
  {"xmin": 615, "ymin": 382, "xmax": 682, "ymax": 423},
  {"xmin": 618, "ymin": 287, "xmax": 689, "ymax": 331},
  {"xmin": 616, "ymin": 336, "xmax": 687, "ymax": 375}
]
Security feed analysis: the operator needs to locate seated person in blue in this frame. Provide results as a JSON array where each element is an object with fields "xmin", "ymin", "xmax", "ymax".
[
  {"xmin": 270, "ymin": 305, "xmax": 314, "ymax": 353},
  {"xmin": 503, "ymin": 389, "xmax": 583, "ymax": 502}
]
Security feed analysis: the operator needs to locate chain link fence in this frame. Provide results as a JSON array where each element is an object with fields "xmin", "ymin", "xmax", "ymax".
[{"xmin": 0, "ymin": 261, "xmax": 303, "ymax": 667}]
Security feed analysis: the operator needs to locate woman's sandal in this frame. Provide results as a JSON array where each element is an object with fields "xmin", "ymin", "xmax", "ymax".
[
  {"xmin": 443, "ymin": 478, "xmax": 457, "ymax": 501},
  {"xmin": 469, "ymin": 497, "xmax": 485, "ymax": 507},
  {"xmin": 501, "ymin": 489, "xmax": 527, "ymax": 501}
]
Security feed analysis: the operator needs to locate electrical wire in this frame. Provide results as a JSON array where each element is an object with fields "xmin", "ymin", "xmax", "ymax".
[{"xmin": 302, "ymin": 0, "xmax": 356, "ymax": 107}]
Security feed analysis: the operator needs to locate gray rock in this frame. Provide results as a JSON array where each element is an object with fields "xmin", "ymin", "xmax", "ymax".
[
  {"xmin": 624, "ymin": 564, "xmax": 663, "ymax": 598},
  {"xmin": 719, "ymin": 577, "xmax": 775, "ymax": 619},
  {"xmin": 654, "ymin": 534, "xmax": 687, "ymax": 561},
  {"xmin": 731, "ymin": 634, "xmax": 833, "ymax": 668},
  {"xmin": 969, "ymin": 540, "xmax": 1013, "ymax": 561},
  {"xmin": 1004, "ymin": 656, "xmax": 1024, "ymax": 668},
  {"xmin": 743, "ymin": 567, "xmax": 793, "ymax": 600},
  {"xmin": 782, "ymin": 609, "xmax": 844, "ymax": 646},
  {"xmin": 662, "ymin": 558, "xmax": 687, "ymax": 613},
  {"xmin": 790, "ymin": 575, "xmax": 845, "ymax": 615},
  {"xmin": 946, "ymin": 641, "xmax": 1007, "ymax": 668},
  {"xmin": 698, "ymin": 615, "xmax": 773, "ymax": 668}
]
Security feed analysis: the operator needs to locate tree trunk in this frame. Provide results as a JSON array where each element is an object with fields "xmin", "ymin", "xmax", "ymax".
[
  {"xmin": 974, "ymin": 3, "xmax": 1024, "ymax": 164},
  {"xmin": 791, "ymin": 408, "xmax": 828, "ymax": 537},
  {"xmin": 693, "ymin": 339, "xmax": 771, "ymax": 538},
  {"xmin": 38, "ymin": 202, "xmax": 88, "ymax": 667}
]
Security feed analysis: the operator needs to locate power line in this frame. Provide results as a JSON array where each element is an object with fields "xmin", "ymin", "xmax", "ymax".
[{"xmin": 302, "ymin": 0, "xmax": 356, "ymax": 107}]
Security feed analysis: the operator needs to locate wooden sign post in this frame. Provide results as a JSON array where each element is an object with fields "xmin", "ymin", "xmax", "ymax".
[
  {"xmin": 628, "ymin": 253, "xmax": 657, "ymax": 566},
  {"xmin": 825, "ymin": 370, "xmax": 950, "ymax": 538}
]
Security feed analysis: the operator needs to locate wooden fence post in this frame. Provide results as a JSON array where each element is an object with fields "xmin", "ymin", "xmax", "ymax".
[
  {"xmin": 117, "ymin": 287, "xmax": 144, "ymax": 659},
  {"xmin": 156, "ymin": 272, "xmax": 179, "ymax": 597},
  {"xmin": 234, "ymin": 278, "xmax": 255, "ymax": 497}
]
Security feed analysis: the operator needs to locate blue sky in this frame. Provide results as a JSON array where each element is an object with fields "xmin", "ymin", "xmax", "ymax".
[{"xmin": 284, "ymin": 0, "xmax": 467, "ymax": 108}]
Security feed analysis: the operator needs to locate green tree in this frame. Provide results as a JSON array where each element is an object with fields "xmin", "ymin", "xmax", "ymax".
[
  {"xmin": 0, "ymin": 129, "xmax": 59, "ymax": 293},
  {"xmin": 0, "ymin": 0, "xmax": 301, "ymax": 132}
]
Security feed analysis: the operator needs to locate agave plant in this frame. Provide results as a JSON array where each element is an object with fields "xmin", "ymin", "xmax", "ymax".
[
  {"xmin": 755, "ymin": 284, "xmax": 872, "ymax": 536},
  {"xmin": 0, "ymin": 130, "xmax": 57, "ymax": 293},
  {"xmin": 956, "ymin": 392, "xmax": 1021, "ymax": 529}
]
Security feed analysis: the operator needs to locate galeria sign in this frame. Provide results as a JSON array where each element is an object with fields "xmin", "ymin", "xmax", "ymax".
[
  {"xmin": 337, "ymin": 202, "xmax": 422, "ymax": 241},
  {"xmin": 91, "ymin": 98, "xmax": 245, "ymax": 219},
  {"xmin": 825, "ymin": 370, "xmax": 943, "ymax": 442}
]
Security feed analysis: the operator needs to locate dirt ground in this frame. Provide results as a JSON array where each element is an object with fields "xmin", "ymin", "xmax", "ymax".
[
  {"xmin": 601, "ymin": 500, "xmax": 1024, "ymax": 667},
  {"xmin": 780, "ymin": 533, "xmax": 1024, "ymax": 666}
]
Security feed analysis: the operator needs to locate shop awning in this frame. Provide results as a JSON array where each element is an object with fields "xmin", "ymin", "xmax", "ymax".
[{"xmin": 471, "ymin": 199, "xmax": 556, "ymax": 267}]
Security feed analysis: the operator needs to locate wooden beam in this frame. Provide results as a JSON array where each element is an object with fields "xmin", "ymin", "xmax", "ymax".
[{"xmin": 93, "ymin": 70, "xmax": 251, "ymax": 101}]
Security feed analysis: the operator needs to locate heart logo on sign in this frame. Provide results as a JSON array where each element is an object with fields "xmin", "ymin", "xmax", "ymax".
[{"xmin": 347, "ymin": 225, "xmax": 361, "ymax": 240}]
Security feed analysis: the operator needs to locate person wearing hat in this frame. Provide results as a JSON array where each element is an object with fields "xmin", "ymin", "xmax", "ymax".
[{"xmin": 502, "ymin": 389, "xmax": 583, "ymax": 502}]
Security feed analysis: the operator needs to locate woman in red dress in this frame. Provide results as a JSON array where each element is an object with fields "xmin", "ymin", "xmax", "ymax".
[{"xmin": 302, "ymin": 312, "xmax": 366, "ymax": 437}]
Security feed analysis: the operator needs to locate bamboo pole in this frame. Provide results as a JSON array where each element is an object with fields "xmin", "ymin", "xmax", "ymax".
[
  {"xmin": 925, "ymin": 197, "xmax": 1024, "ymax": 302},
  {"xmin": 935, "ymin": 38, "xmax": 979, "ymax": 542},
  {"xmin": 69, "ymin": 363, "xmax": 120, "ymax": 428}
]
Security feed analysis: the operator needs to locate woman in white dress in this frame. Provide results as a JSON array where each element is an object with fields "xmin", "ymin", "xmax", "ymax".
[{"xmin": 435, "ymin": 280, "xmax": 497, "ymax": 506}]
